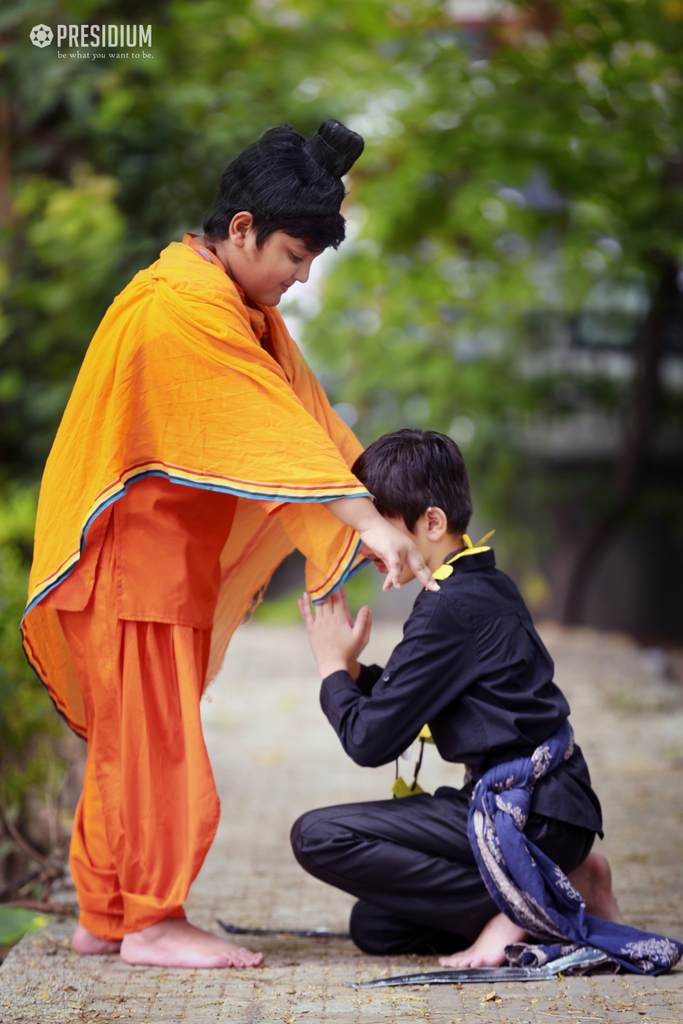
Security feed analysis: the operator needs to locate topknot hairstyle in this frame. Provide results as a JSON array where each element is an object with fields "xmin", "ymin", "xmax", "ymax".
[
  {"xmin": 352, "ymin": 429, "xmax": 473, "ymax": 536},
  {"xmin": 204, "ymin": 119, "xmax": 365, "ymax": 252}
]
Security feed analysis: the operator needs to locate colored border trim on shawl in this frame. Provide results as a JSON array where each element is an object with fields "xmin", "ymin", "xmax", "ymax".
[
  {"xmin": 310, "ymin": 537, "xmax": 370, "ymax": 605},
  {"xmin": 23, "ymin": 465, "xmax": 371, "ymax": 616}
]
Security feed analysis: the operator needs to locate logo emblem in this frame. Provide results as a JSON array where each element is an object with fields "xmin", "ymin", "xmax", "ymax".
[{"xmin": 30, "ymin": 24, "xmax": 54, "ymax": 47}]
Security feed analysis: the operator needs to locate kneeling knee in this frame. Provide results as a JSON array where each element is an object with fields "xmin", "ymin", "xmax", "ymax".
[
  {"xmin": 289, "ymin": 812, "xmax": 307, "ymax": 861},
  {"xmin": 290, "ymin": 808, "xmax": 330, "ymax": 867}
]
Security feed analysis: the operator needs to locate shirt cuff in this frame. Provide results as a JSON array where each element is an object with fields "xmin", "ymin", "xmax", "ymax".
[{"xmin": 320, "ymin": 669, "xmax": 359, "ymax": 731}]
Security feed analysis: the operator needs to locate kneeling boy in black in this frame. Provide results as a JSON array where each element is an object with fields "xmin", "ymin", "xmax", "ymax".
[{"xmin": 292, "ymin": 428, "xmax": 623, "ymax": 965}]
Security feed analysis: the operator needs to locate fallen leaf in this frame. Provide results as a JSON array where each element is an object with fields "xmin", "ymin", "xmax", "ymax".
[{"xmin": 482, "ymin": 991, "xmax": 501, "ymax": 1002}]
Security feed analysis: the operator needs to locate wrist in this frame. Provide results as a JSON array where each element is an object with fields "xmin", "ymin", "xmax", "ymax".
[
  {"xmin": 327, "ymin": 496, "xmax": 379, "ymax": 533},
  {"xmin": 318, "ymin": 659, "xmax": 354, "ymax": 680},
  {"xmin": 347, "ymin": 659, "xmax": 362, "ymax": 682}
]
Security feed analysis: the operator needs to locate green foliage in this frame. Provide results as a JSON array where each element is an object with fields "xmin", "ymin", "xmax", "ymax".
[
  {"xmin": 300, "ymin": 0, "xmax": 683, "ymax": 578},
  {"xmin": 0, "ymin": 487, "xmax": 62, "ymax": 810},
  {"xmin": 0, "ymin": 906, "xmax": 48, "ymax": 946}
]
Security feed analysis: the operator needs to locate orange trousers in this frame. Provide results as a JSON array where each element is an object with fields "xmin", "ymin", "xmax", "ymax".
[{"xmin": 53, "ymin": 479, "xmax": 235, "ymax": 940}]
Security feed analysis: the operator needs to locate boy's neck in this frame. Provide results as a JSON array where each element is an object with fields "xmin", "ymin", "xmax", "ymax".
[{"xmin": 426, "ymin": 533, "xmax": 464, "ymax": 573}]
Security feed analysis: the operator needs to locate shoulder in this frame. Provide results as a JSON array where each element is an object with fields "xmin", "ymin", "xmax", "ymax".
[
  {"xmin": 431, "ymin": 553, "xmax": 530, "ymax": 624},
  {"xmin": 152, "ymin": 242, "xmax": 255, "ymax": 333},
  {"xmin": 155, "ymin": 242, "xmax": 240, "ymax": 300},
  {"xmin": 404, "ymin": 585, "xmax": 468, "ymax": 638}
]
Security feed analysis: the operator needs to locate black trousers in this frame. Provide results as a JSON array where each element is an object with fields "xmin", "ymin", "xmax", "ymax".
[{"xmin": 291, "ymin": 787, "xmax": 595, "ymax": 956}]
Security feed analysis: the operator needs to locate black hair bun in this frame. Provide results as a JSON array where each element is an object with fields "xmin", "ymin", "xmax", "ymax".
[
  {"xmin": 304, "ymin": 119, "xmax": 365, "ymax": 178},
  {"xmin": 204, "ymin": 119, "xmax": 366, "ymax": 243}
]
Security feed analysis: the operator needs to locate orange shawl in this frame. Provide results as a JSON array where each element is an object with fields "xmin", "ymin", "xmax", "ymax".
[{"xmin": 22, "ymin": 237, "xmax": 369, "ymax": 734}]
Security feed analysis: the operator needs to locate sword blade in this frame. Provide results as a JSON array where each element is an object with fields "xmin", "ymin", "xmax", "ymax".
[
  {"xmin": 217, "ymin": 919, "xmax": 350, "ymax": 939},
  {"xmin": 345, "ymin": 948, "xmax": 611, "ymax": 988},
  {"xmin": 345, "ymin": 967, "xmax": 545, "ymax": 988}
]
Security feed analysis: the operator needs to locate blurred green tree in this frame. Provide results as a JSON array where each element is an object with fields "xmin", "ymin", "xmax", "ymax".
[{"xmin": 301, "ymin": 0, "xmax": 683, "ymax": 629}]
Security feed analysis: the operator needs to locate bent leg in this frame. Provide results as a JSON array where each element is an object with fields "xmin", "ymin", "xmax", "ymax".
[
  {"xmin": 292, "ymin": 798, "xmax": 597, "ymax": 960},
  {"xmin": 291, "ymin": 793, "xmax": 497, "ymax": 950},
  {"xmin": 350, "ymin": 900, "xmax": 469, "ymax": 956}
]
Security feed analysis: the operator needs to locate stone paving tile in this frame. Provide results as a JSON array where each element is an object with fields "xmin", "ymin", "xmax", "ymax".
[{"xmin": 2, "ymin": 622, "xmax": 683, "ymax": 1023}]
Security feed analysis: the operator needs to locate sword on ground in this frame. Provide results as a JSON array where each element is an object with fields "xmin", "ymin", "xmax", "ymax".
[{"xmin": 344, "ymin": 947, "xmax": 611, "ymax": 988}]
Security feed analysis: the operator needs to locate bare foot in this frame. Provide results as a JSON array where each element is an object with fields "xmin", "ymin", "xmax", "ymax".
[
  {"xmin": 438, "ymin": 912, "xmax": 527, "ymax": 969},
  {"xmin": 568, "ymin": 851, "xmax": 625, "ymax": 924},
  {"xmin": 72, "ymin": 923, "xmax": 122, "ymax": 955},
  {"xmin": 120, "ymin": 918, "xmax": 264, "ymax": 969}
]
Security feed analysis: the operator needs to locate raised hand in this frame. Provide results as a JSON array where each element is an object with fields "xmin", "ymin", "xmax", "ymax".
[{"xmin": 297, "ymin": 588, "xmax": 372, "ymax": 681}]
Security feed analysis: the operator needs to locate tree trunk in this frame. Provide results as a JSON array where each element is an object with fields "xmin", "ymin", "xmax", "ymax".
[{"xmin": 562, "ymin": 257, "xmax": 678, "ymax": 625}]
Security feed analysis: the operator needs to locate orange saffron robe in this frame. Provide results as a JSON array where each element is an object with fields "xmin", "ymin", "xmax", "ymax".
[
  {"xmin": 22, "ymin": 237, "xmax": 370, "ymax": 937},
  {"xmin": 22, "ymin": 236, "xmax": 370, "ymax": 739}
]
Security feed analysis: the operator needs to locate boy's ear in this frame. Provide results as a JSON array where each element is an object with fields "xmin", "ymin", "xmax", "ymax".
[
  {"xmin": 228, "ymin": 211, "xmax": 254, "ymax": 247},
  {"xmin": 424, "ymin": 506, "xmax": 449, "ymax": 539}
]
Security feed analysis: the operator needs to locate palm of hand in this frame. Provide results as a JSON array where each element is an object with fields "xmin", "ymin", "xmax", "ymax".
[{"xmin": 297, "ymin": 588, "xmax": 372, "ymax": 679}]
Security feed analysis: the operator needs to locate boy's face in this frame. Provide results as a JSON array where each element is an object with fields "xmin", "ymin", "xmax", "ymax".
[
  {"xmin": 361, "ymin": 515, "xmax": 429, "ymax": 586},
  {"xmin": 232, "ymin": 227, "xmax": 321, "ymax": 306}
]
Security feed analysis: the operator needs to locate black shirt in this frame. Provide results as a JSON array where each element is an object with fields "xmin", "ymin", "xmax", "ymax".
[{"xmin": 321, "ymin": 548, "xmax": 603, "ymax": 835}]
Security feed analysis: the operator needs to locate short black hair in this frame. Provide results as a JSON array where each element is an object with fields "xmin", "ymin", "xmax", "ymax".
[
  {"xmin": 204, "ymin": 119, "xmax": 364, "ymax": 252},
  {"xmin": 352, "ymin": 429, "xmax": 473, "ymax": 535}
]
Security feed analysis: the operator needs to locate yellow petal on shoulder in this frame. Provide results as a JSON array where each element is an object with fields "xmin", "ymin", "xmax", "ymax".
[{"xmin": 432, "ymin": 564, "xmax": 454, "ymax": 581}]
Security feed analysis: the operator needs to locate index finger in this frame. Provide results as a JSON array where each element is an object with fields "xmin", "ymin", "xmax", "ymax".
[
  {"xmin": 407, "ymin": 550, "xmax": 440, "ymax": 592},
  {"xmin": 297, "ymin": 591, "xmax": 316, "ymax": 628},
  {"xmin": 381, "ymin": 552, "xmax": 403, "ymax": 592},
  {"xmin": 338, "ymin": 587, "xmax": 354, "ymax": 628}
]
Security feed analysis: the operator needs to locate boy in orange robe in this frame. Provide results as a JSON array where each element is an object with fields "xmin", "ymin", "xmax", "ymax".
[{"xmin": 22, "ymin": 120, "xmax": 438, "ymax": 969}]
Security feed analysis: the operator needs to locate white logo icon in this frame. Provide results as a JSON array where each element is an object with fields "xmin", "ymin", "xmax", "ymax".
[{"xmin": 30, "ymin": 24, "xmax": 54, "ymax": 47}]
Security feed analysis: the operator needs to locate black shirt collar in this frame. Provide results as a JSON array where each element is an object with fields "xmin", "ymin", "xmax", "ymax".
[{"xmin": 442, "ymin": 547, "xmax": 496, "ymax": 573}]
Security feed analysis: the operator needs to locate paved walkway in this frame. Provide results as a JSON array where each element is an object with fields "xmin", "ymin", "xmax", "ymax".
[{"xmin": 1, "ymin": 620, "xmax": 682, "ymax": 1022}]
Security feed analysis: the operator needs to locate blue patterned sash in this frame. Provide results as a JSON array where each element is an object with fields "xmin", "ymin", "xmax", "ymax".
[{"xmin": 467, "ymin": 719, "xmax": 682, "ymax": 974}]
